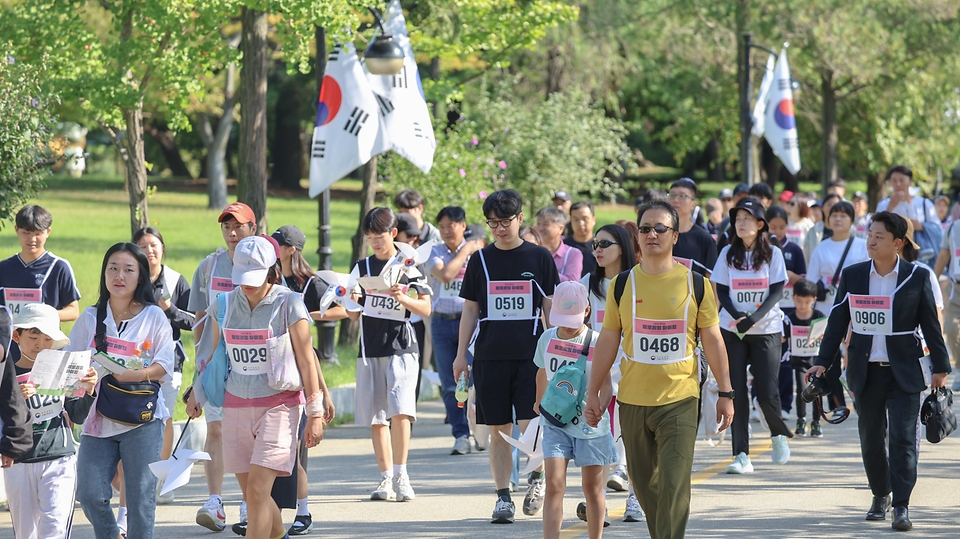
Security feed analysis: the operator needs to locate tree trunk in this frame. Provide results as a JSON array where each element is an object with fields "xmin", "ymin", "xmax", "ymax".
[
  {"xmin": 144, "ymin": 122, "xmax": 193, "ymax": 178},
  {"xmin": 338, "ymin": 155, "xmax": 378, "ymax": 347},
  {"xmin": 821, "ymin": 69, "xmax": 839, "ymax": 197},
  {"xmin": 199, "ymin": 62, "xmax": 237, "ymax": 210},
  {"xmin": 866, "ymin": 171, "xmax": 884, "ymax": 212},
  {"xmin": 123, "ymin": 105, "xmax": 149, "ymax": 236},
  {"xmin": 270, "ymin": 75, "xmax": 305, "ymax": 190},
  {"xmin": 430, "ymin": 55, "xmax": 440, "ymax": 119},
  {"xmin": 706, "ymin": 138, "xmax": 724, "ymax": 183},
  {"xmin": 546, "ymin": 43, "xmax": 563, "ymax": 96},
  {"xmin": 238, "ymin": 7, "xmax": 269, "ymax": 233}
]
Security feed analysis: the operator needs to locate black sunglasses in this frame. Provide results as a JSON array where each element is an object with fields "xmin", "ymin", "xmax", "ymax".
[
  {"xmin": 592, "ymin": 239, "xmax": 619, "ymax": 250},
  {"xmin": 638, "ymin": 224, "xmax": 675, "ymax": 235}
]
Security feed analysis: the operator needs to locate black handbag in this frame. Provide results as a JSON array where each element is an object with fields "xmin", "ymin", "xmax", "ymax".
[
  {"xmin": 921, "ymin": 387, "xmax": 957, "ymax": 444},
  {"xmin": 816, "ymin": 237, "xmax": 854, "ymax": 302},
  {"xmin": 94, "ymin": 304, "xmax": 160, "ymax": 426}
]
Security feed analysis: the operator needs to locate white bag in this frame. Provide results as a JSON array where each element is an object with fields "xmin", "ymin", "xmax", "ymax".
[{"xmin": 266, "ymin": 295, "xmax": 303, "ymax": 392}]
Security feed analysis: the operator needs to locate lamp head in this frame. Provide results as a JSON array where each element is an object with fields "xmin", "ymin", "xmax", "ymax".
[{"xmin": 365, "ymin": 34, "xmax": 405, "ymax": 75}]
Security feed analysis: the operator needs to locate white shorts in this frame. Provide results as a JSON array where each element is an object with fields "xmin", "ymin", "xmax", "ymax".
[
  {"xmin": 4, "ymin": 455, "xmax": 78, "ymax": 539},
  {"xmin": 204, "ymin": 403, "xmax": 223, "ymax": 424},
  {"xmin": 355, "ymin": 353, "xmax": 419, "ymax": 426},
  {"xmin": 159, "ymin": 372, "xmax": 183, "ymax": 420}
]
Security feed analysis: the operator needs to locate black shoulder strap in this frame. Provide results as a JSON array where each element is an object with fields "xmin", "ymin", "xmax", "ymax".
[
  {"xmin": 692, "ymin": 270, "xmax": 705, "ymax": 307},
  {"xmin": 613, "ymin": 269, "xmax": 631, "ymax": 306},
  {"xmin": 832, "ymin": 237, "xmax": 855, "ymax": 287},
  {"xmin": 615, "ymin": 268, "xmax": 704, "ymax": 306},
  {"xmin": 579, "ymin": 328, "xmax": 594, "ymax": 360},
  {"xmin": 94, "ymin": 303, "xmax": 108, "ymax": 354}
]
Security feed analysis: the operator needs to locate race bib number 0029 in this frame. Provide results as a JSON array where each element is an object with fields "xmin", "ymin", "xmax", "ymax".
[{"xmin": 224, "ymin": 328, "xmax": 269, "ymax": 374}]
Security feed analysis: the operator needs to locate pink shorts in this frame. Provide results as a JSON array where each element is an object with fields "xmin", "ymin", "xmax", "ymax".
[{"xmin": 222, "ymin": 404, "xmax": 301, "ymax": 475}]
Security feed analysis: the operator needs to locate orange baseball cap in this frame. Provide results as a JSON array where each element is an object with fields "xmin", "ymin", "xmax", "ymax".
[{"xmin": 218, "ymin": 202, "xmax": 256, "ymax": 224}]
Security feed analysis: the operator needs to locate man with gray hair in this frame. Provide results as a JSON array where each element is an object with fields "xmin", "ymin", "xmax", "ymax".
[{"xmin": 536, "ymin": 206, "xmax": 582, "ymax": 282}]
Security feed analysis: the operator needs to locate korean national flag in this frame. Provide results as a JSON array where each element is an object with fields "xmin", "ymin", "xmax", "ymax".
[
  {"xmin": 365, "ymin": 0, "xmax": 437, "ymax": 173},
  {"xmin": 309, "ymin": 41, "xmax": 380, "ymax": 199},
  {"xmin": 762, "ymin": 48, "xmax": 801, "ymax": 175}
]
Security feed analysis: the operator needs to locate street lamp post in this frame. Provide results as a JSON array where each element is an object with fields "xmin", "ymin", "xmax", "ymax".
[{"xmin": 739, "ymin": 32, "xmax": 777, "ymax": 187}]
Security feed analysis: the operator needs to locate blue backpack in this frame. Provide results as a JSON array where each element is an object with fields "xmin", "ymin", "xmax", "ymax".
[
  {"xmin": 200, "ymin": 293, "xmax": 231, "ymax": 408},
  {"xmin": 913, "ymin": 198, "xmax": 943, "ymax": 262},
  {"xmin": 540, "ymin": 328, "xmax": 594, "ymax": 428}
]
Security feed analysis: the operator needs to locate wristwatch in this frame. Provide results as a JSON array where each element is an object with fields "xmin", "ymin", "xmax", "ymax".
[{"xmin": 718, "ymin": 390, "xmax": 736, "ymax": 399}]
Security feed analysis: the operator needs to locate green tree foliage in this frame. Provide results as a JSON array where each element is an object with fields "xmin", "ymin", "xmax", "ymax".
[
  {"xmin": 0, "ymin": 53, "xmax": 57, "ymax": 224},
  {"xmin": 381, "ymin": 84, "xmax": 627, "ymax": 218}
]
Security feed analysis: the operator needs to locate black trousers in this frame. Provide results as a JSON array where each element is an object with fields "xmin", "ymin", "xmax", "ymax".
[
  {"xmin": 723, "ymin": 330, "xmax": 793, "ymax": 455},
  {"xmin": 855, "ymin": 363, "xmax": 921, "ymax": 507},
  {"xmin": 413, "ymin": 319, "xmax": 426, "ymax": 401}
]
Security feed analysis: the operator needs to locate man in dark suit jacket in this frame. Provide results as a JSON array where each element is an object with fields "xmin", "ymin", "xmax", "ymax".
[{"xmin": 807, "ymin": 211, "xmax": 950, "ymax": 532}]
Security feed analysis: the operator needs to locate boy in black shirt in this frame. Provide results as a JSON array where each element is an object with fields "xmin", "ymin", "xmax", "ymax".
[
  {"xmin": 782, "ymin": 279, "xmax": 826, "ymax": 437},
  {"xmin": 454, "ymin": 189, "xmax": 560, "ymax": 524}
]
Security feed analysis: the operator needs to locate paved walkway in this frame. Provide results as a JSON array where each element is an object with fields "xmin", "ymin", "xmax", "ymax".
[{"xmin": 2, "ymin": 398, "xmax": 959, "ymax": 538}]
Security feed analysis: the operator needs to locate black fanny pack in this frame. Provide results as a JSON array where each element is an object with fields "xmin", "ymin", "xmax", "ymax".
[
  {"xmin": 94, "ymin": 304, "xmax": 160, "ymax": 426},
  {"xmin": 96, "ymin": 374, "xmax": 161, "ymax": 426}
]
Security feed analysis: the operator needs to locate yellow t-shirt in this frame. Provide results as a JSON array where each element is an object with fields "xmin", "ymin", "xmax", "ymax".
[{"xmin": 602, "ymin": 264, "xmax": 719, "ymax": 407}]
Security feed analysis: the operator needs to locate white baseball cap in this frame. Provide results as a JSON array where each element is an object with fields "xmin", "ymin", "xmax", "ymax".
[
  {"xmin": 550, "ymin": 281, "xmax": 589, "ymax": 329},
  {"xmin": 12, "ymin": 303, "xmax": 70, "ymax": 350},
  {"xmin": 232, "ymin": 236, "xmax": 278, "ymax": 287}
]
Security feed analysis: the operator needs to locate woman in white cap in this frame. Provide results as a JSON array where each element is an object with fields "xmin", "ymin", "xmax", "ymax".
[
  {"xmin": 69, "ymin": 242, "xmax": 176, "ymax": 539},
  {"xmin": 711, "ymin": 197, "xmax": 794, "ymax": 474},
  {"xmin": 193, "ymin": 235, "xmax": 324, "ymax": 539}
]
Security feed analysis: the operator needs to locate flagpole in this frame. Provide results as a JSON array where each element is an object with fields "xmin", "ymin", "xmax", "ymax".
[
  {"xmin": 315, "ymin": 25, "xmax": 338, "ymax": 364},
  {"xmin": 740, "ymin": 32, "xmax": 779, "ymax": 187}
]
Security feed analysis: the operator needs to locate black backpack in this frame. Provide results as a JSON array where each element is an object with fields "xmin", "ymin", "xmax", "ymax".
[{"xmin": 613, "ymin": 268, "xmax": 706, "ymax": 309}]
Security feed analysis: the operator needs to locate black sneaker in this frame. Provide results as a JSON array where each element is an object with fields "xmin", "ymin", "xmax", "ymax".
[
  {"xmin": 795, "ymin": 420, "xmax": 807, "ymax": 436},
  {"xmin": 288, "ymin": 514, "xmax": 314, "ymax": 535},
  {"xmin": 231, "ymin": 521, "xmax": 247, "ymax": 536},
  {"xmin": 575, "ymin": 501, "xmax": 610, "ymax": 527},
  {"xmin": 811, "ymin": 422, "xmax": 823, "ymax": 438}
]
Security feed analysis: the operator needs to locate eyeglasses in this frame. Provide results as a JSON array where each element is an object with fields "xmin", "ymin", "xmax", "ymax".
[
  {"xmin": 638, "ymin": 224, "xmax": 675, "ymax": 235},
  {"xmin": 592, "ymin": 239, "xmax": 619, "ymax": 250},
  {"xmin": 668, "ymin": 193, "xmax": 693, "ymax": 201},
  {"xmin": 485, "ymin": 215, "xmax": 519, "ymax": 229}
]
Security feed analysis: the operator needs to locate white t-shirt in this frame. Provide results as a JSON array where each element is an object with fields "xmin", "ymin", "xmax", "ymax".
[
  {"xmin": 533, "ymin": 327, "xmax": 610, "ymax": 439},
  {"xmin": 876, "ymin": 195, "xmax": 938, "ymax": 225},
  {"xmin": 711, "ymin": 245, "xmax": 788, "ymax": 335},
  {"xmin": 579, "ymin": 274, "xmax": 622, "ymax": 391},
  {"xmin": 807, "ymin": 236, "xmax": 869, "ymax": 312},
  {"xmin": 67, "ymin": 304, "xmax": 175, "ymax": 438}
]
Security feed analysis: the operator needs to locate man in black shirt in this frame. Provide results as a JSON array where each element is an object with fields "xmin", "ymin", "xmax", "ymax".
[
  {"xmin": 454, "ymin": 189, "xmax": 560, "ymax": 525},
  {"xmin": 564, "ymin": 201, "xmax": 597, "ymax": 277},
  {"xmin": 669, "ymin": 178, "xmax": 718, "ymax": 277}
]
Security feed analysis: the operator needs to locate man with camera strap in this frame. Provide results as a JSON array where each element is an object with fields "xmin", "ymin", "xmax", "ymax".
[{"xmin": 806, "ymin": 211, "xmax": 950, "ymax": 532}]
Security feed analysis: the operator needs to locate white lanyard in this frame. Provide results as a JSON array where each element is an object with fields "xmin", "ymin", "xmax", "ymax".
[
  {"xmin": 361, "ymin": 258, "xmax": 409, "ymax": 321},
  {"xmin": 847, "ymin": 265, "xmax": 917, "ymax": 336},
  {"xmin": 222, "ymin": 292, "xmax": 283, "ymax": 375},
  {"xmin": 3, "ymin": 255, "xmax": 59, "ymax": 316},
  {"xmin": 628, "ymin": 270, "xmax": 693, "ymax": 365},
  {"xmin": 477, "ymin": 249, "xmax": 545, "ymax": 334},
  {"xmin": 209, "ymin": 253, "xmax": 234, "ymax": 298},
  {"xmin": 729, "ymin": 265, "xmax": 769, "ymax": 314}
]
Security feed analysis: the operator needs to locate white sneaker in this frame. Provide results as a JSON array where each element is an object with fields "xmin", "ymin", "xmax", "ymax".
[
  {"xmin": 371, "ymin": 476, "xmax": 396, "ymax": 500},
  {"xmin": 522, "ymin": 478, "xmax": 546, "ymax": 516},
  {"xmin": 725, "ymin": 452, "xmax": 754, "ymax": 474},
  {"xmin": 451, "ymin": 435, "xmax": 471, "ymax": 455},
  {"xmin": 623, "ymin": 494, "xmax": 645, "ymax": 522},
  {"xmin": 780, "ymin": 409, "xmax": 790, "ymax": 420},
  {"xmin": 196, "ymin": 497, "xmax": 226, "ymax": 531},
  {"xmin": 393, "ymin": 473, "xmax": 415, "ymax": 502},
  {"xmin": 239, "ymin": 500, "xmax": 247, "ymax": 523},
  {"xmin": 156, "ymin": 480, "xmax": 175, "ymax": 505},
  {"xmin": 771, "ymin": 434, "xmax": 790, "ymax": 464},
  {"xmin": 606, "ymin": 467, "xmax": 629, "ymax": 491}
]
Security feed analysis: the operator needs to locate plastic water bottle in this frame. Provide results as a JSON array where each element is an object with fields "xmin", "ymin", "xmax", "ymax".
[{"xmin": 455, "ymin": 372, "xmax": 469, "ymax": 408}]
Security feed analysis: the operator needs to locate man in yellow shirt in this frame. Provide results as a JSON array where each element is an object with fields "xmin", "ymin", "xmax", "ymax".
[{"xmin": 586, "ymin": 199, "xmax": 734, "ymax": 539}]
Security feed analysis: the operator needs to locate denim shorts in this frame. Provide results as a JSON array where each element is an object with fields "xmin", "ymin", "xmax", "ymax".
[{"xmin": 541, "ymin": 424, "xmax": 619, "ymax": 468}]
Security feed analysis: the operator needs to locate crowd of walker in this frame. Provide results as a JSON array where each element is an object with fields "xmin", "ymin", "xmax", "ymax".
[{"xmin": 0, "ymin": 165, "xmax": 956, "ymax": 539}]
